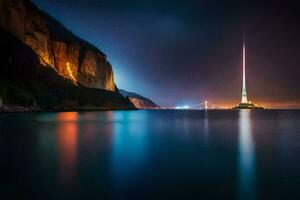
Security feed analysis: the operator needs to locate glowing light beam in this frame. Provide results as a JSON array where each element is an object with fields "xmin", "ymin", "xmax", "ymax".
[{"xmin": 66, "ymin": 62, "xmax": 77, "ymax": 84}]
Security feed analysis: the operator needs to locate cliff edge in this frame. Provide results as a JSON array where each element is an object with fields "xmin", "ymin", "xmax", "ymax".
[
  {"xmin": 0, "ymin": 0, "xmax": 136, "ymax": 111},
  {"xmin": 0, "ymin": 0, "xmax": 115, "ymax": 90},
  {"xmin": 119, "ymin": 89, "xmax": 160, "ymax": 109},
  {"xmin": 0, "ymin": 29, "xmax": 135, "ymax": 111}
]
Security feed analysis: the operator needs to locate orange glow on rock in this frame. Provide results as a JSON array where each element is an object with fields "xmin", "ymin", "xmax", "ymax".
[{"xmin": 66, "ymin": 62, "xmax": 77, "ymax": 84}]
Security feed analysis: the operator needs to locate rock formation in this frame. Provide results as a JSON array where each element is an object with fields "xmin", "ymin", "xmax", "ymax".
[
  {"xmin": 119, "ymin": 89, "xmax": 160, "ymax": 109},
  {"xmin": 0, "ymin": 29, "xmax": 135, "ymax": 111},
  {"xmin": 0, "ymin": 0, "xmax": 115, "ymax": 91}
]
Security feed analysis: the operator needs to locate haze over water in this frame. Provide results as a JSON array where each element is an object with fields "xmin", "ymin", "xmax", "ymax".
[{"xmin": 1, "ymin": 110, "xmax": 300, "ymax": 199}]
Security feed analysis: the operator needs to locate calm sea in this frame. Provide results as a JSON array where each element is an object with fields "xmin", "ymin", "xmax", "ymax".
[{"xmin": 1, "ymin": 110, "xmax": 300, "ymax": 199}]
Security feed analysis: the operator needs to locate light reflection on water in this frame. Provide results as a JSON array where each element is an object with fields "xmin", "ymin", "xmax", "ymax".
[
  {"xmin": 238, "ymin": 110, "xmax": 256, "ymax": 200},
  {"xmin": 2, "ymin": 110, "xmax": 300, "ymax": 199},
  {"xmin": 110, "ymin": 111, "xmax": 149, "ymax": 189},
  {"xmin": 56, "ymin": 112, "xmax": 78, "ymax": 186}
]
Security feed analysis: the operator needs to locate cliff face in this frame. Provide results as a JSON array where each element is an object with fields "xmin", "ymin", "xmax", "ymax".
[
  {"xmin": 0, "ymin": 0, "xmax": 115, "ymax": 91},
  {"xmin": 128, "ymin": 97, "xmax": 160, "ymax": 109},
  {"xmin": 0, "ymin": 29, "xmax": 135, "ymax": 111},
  {"xmin": 119, "ymin": 89, "xmax": 160, "ymax": 109}
]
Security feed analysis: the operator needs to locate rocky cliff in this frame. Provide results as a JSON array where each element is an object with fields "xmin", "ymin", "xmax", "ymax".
[
  {"xmin": 0, "ymin": 0, "xmax": 115, "ymax": 91},
  {"xmin": 119, "ymin": 89, "xmax": 160, "ymax": 109},
  {"xmin": 0, "ymin": 29, "xmax": 135, "ymax": 111}
]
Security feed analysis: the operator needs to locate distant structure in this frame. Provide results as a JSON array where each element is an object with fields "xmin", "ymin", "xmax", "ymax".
[
  {"xmin": 241, "ymin": 39, "xmax": 248, "ymax": 104},
  {"xmin": 233, "ymin": 38, "xmax": 264, "ymax": 109},
  {"xmin": 205, "ymin": 101, "xmax": 208, "ymax": 109}
]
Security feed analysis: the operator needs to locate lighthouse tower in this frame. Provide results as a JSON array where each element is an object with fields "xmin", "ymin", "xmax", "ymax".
[
  {"xmin": 241, "ymin": 39, "xmax": 248, "ymax": 104},
  {"xmin": 233, "ymin": 37, "xmax": 264, "ymax": 109}
]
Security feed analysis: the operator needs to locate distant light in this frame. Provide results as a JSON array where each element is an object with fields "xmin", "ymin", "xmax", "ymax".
[
  {"xmin": 205, "ymin": 101, "xmax": 208, "ymax": 109},
  {"xmin": 175, "ymin": 105, "xmax": 189, "ymax": 109}
]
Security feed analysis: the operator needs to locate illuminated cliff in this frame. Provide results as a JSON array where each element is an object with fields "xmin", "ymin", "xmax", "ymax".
[
  {"xmin": 0, "ymin": 29, "xmax": 135, "ymax": 111},
  {"xmin": 0, "ymin": 0, "xmax": 115, "ymax": 91}
]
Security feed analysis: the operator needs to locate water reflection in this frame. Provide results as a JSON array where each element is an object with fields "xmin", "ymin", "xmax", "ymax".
[
  {"xmin": 204, "ymin": 111, "xmax": 209, "ymax": 140},
  {"xmin": 111, "ymin": 111, "xmax": 148, "ymax": 189},
  {"xmin": 56, "ymin": 112, "xmax": 78, "ymax": 186},
  {"xmin": 238, "ymin": 110, "xmax": 256, "ymax": 200},
  {"xmin": 3, "ymin": 110, "xmax": 300, "ymax": 199}
]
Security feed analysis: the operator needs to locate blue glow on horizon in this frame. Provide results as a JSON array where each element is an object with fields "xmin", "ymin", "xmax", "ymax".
[{"xmin": 175, "ymin": 105, "xmax": 190, "ymax": 109}]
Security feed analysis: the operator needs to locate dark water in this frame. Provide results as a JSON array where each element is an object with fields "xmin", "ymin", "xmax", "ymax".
[{"xmin": 1, "ymin": 110, "xmax": 300, "ymax": 200}]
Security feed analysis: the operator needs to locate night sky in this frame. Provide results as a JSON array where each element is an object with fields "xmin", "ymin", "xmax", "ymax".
[{"xmin": 32, "ymin": 0, "xmax": 300, "ymax": 108}]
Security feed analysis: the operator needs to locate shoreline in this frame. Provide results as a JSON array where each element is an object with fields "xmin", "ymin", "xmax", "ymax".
[
  {"xmin": 0, "ymin": 105, "xmax": 137, "ymax": 114},
  {"xmin": 1, "ymin": 106, "xmax": 299, "ymax": 114}
]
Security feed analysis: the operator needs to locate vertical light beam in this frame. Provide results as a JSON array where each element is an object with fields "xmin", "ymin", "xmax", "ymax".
[{"xmin": 241, "ymin": 37, "xmax": 248, "ymax": 104}]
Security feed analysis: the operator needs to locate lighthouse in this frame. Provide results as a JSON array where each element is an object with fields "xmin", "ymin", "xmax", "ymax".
[
  {"xmin": 241, "ymin": 39, "xmax": 248, "ymax": 104},
  {"xmin": 233, "ymin": 37, "xmax": 264, "ymax": 109}
]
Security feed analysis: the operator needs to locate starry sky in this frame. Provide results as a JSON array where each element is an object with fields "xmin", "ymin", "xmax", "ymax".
[{"xmin": 32, "ymin": 0, "xmax": 300, "ymax": 108}]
